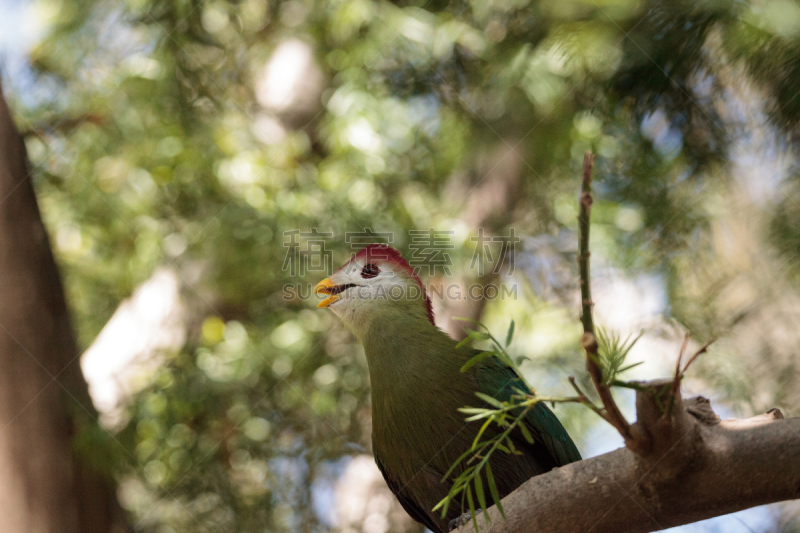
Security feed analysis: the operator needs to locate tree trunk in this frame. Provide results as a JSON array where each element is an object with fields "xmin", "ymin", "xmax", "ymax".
[{"xmin": 0, "ymin": 86, "xmax": 120, "ymax": 532}]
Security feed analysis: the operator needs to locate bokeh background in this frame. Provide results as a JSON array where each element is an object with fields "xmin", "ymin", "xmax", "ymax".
[{"xmin": 1, "ymin": 0, "xmax": 800, "ymax": 531}]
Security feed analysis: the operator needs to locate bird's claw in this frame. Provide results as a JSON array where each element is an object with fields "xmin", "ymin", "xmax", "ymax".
[{"xmin": 448, "ymin": 509, "xmax": 482, "ymax": 531}]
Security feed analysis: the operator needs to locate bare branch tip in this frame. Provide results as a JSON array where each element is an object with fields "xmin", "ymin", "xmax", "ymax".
[
  {"xmin": 568, "ymin": 376, "xmax": 584, "ymax": 395},
  {"xmin": 675, "ymin": 333, "xmax": 690, "ymax": 376},
  {"xmin": 680, "ymin": 336, "xmax": 717, "ymax": 376},
  {"xmin": 766, "ymin": 408, "xmax": 785, "ymax": 420},
  {"xmin": 581, "ymin": 152, "xmax": 595, "ymax": 182}
]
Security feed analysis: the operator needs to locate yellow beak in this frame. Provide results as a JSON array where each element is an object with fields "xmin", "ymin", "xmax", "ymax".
[{"xmin": 314, "ymin": 278, "xmax": 338, "ymax": 308}]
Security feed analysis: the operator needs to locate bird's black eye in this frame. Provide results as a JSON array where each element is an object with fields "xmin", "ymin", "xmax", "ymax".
[{"xmin": 361, "ymin": 263, "xmax": 380, "ymax": 279}]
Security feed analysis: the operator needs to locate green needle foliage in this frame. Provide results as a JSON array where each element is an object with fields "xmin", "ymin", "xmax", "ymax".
[
  {"xmin": 440, "ymin": 320, "xmax": 645, "ymax": 531},
  {"xmin": 432, "ymin": 318, "xmax": 535, "ymax": 531},
  {"xmin": 456, "ymin": 318, "xmax": 530, "ymax": 389},
  {"xmin": 595, "ymin": 327, "xmax": 645, "ymax": 386}
]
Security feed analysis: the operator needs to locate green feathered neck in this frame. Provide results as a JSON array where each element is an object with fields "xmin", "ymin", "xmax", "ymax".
[{"xmin": 361, "ymin": 309, "xmax": 477, "ymax": 467}]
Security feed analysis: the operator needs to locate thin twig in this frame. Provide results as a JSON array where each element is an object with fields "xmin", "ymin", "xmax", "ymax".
[
  {"xmin": 568, "ymin": 376, "xmax": 609, "ymax": 420},
  {"xmin": 578, "ymin": 151, "xmax": 595, "ymax": 337},
  {"xmin": 674, "ymin": 333, "xmax": 690, "ymax": 382},
  {"xmin": 681, "ymin": 337, "xmax": 716, "ymax": 375},
  {"xmin": 666, "ymin": 333, "xmax": 691, "ymax": 418},
  {"xmin": 577, "ymin": 151, "xmax": 633, "ymax": 441}
]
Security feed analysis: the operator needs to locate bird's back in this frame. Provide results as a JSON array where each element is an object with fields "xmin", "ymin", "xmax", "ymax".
[{"xmin": 367, "ymin": 327, "xmax": 580, "ymax": 533}]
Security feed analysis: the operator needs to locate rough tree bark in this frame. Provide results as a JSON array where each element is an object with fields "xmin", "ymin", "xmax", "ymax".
[
  {"xmin": 453, "ymin": 153, "xmax": 800, "ymax": 532},
  {"xmin": 454, "ymin": 387, "xmax": 800, "ymax": 533},
  {"xmin": 0, "ymin": 86, "xmax": 121, "ymax": 531}
]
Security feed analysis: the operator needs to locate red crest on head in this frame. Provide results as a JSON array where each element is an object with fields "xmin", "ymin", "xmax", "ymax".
[{"xmin": 340, "ymin": 244, "xmax": 435, "ymax": 326}]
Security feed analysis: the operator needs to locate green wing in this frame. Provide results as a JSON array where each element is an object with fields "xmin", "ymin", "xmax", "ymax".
[{"xmin": 473, "ymin": 351, "xmax": 582, "ymax": 466}]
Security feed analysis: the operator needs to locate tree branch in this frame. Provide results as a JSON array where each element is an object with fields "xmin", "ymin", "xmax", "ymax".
[
  {"xmin": 455, "ymin": 388, "xmax": 800, "ymax": 533},
  {"xmin": 578, "ymin": 152, "xmax": 595, "ymax": 338},
  {"xmin": 453, "ymin": 152, "xmax": 800, "ymax": 532},
  {"xmin": 577, "ymin": 151, "xmax": 647, "ymax": 451}
]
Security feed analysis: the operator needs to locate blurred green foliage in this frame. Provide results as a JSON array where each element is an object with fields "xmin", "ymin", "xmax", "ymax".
[{"xmin": 6, "ymin": 0, "xmax": 800, "ymax": 531}]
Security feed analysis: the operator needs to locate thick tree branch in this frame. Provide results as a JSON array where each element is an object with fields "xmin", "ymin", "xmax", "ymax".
[
  {"xmin": 453, "ymin": 152, "xmax": 800, "ymax": 532},
  {"xmin": 455, "ymin": 388, "xmax": 800, "ymax": 533},
  {"xmin": 18, "ymin": 113, "xmax": 104, "ymax": 138}
]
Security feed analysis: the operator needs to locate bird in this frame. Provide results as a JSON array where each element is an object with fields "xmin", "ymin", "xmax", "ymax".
[{"xmin": 314, "ymin": 244, "xmax": 581, "ymax": 532}]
